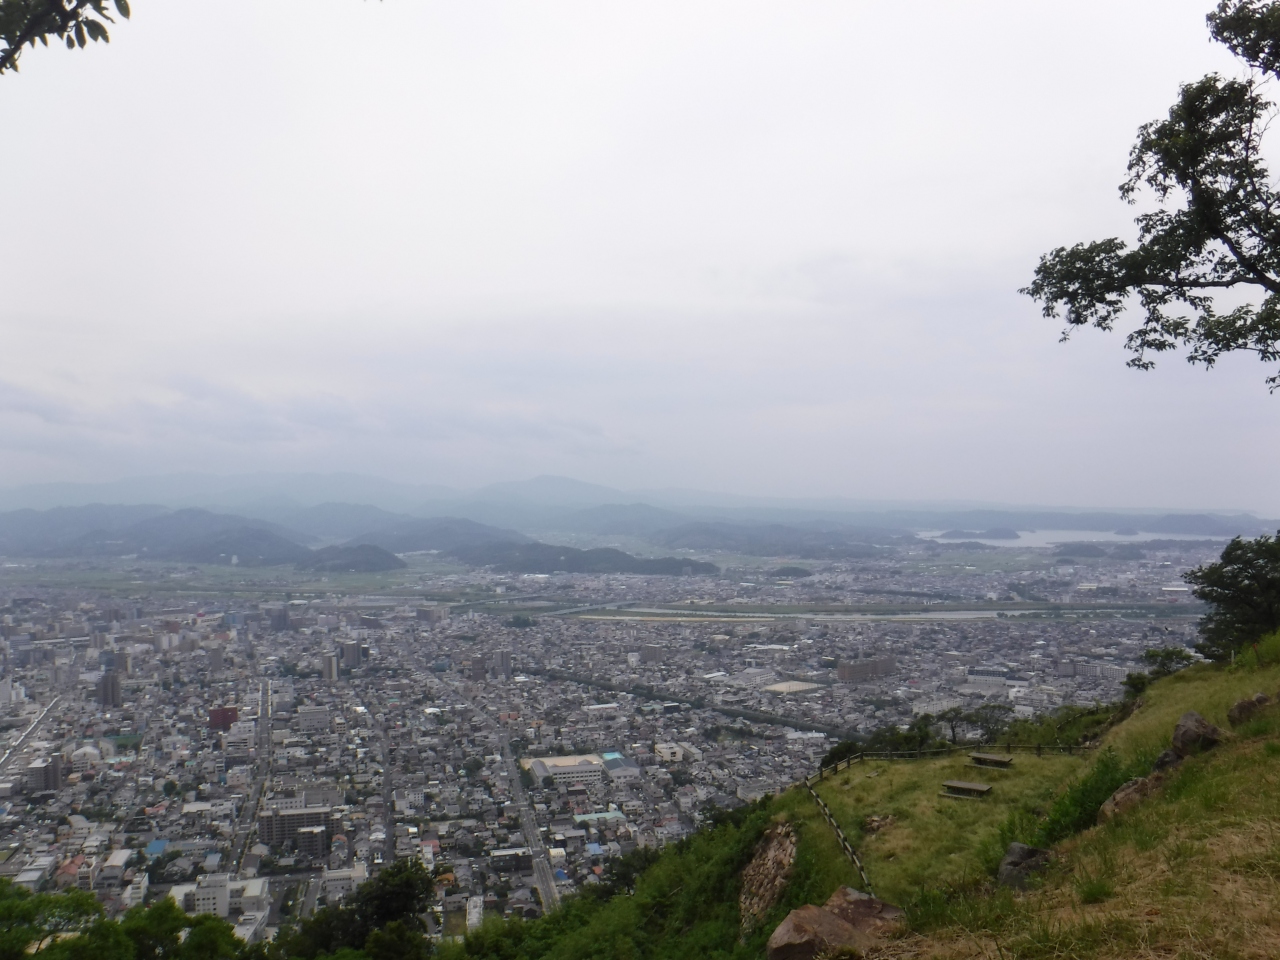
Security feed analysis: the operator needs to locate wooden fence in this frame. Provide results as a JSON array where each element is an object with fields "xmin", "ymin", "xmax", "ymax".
[
  {"xmin": 803, "ymin": 776, "xmax": 875, "ymax": 897},
  {"xmin": 803, "ymin": 741, "xmax": 1092, "ymax": 787}
]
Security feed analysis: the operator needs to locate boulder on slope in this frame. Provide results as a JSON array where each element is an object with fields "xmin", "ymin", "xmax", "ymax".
[
  {"xmin": 821, "ymin": 886, "xmax": 905, "ymax": 937},
  {"xmin": 766, "ymin": 905, "xmax": 876, "ymax": 960},
  {"xmin": 1171, "ymin": 711, "xmax": 1223, "ymax": 758}
]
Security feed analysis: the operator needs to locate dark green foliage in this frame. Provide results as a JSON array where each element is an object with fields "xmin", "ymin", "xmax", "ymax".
[
  {"xmin": 0, "ymin": 0, "xmax": 129, "ymax": 74},
  {"xmin": 43, "ymin": 919, "xmax": 137, "ymax": 960},
  {"xmin": 1022, "ymin": 0, "xmax": 1280, "ymax": 388},
  {"xmin": 966, "ymin": 746, "xmax": 1150, "ymax": 890},
  {"xmin": 1209, "ymin": 0, "xmax": 1280, "ymax": 75},
  {"xmin": 119, "ymin": 898, "xmax": 189, "ymax": 960},
  {"xmin": 769, "ymin": 566, "xmax": 813, "ymax": 578},
  {"xmin": 449, "ymin": 542, "xmax": 718, "ymax": 576},
  {"xmin": 593, "ymin": 846, "xmax": 662, "ymax": 898},
  {"xmin": 820, "ymin": 739, "xmax": 861, "ymax": 769},
  {"xmin": 179, "ymin": 915, "xmax": 242, "ymax": 960},
  {"xmin": 1035, "ymin": 748, "xmax": 1148, "ymax": 847},
  {"xmin": 936, "ymin": 706, "xmax": 967, "ymax": 744},
  {"xmin": 1008, "ymin": 701, "xmax": 1131, "ymax": 747},
  {"xmin": 505, "ymin": 615, "xmax": 534, "ymax": 629},
  {"xmin": 864, "ymin": 715, "xmax": 945, "ymax": 753},
  {"xmin": 364, "ymin": 921, "xmax": 432, "ymax": 960},
  {"xmin": 0, "ymin": 892, "xmax": 239, "ymax": 960},
  {"xmin": 964, "ymin": 703, "xmax": 1013, "ymax": 741},
  {"xmin": 1141, "ymin": 647, "xmax": 1195, "ymax": 677},
  {"xmin": 275, "ymin": 858, "xmax": 434, "ymax": 960},
  {"xmin": 442, "ymin": 801, "xmax": 777, "ymax": 960},
  {"xmin": 1122, "ymin": 672, "xmax": 1152, "ymax": 698},
  {"xmin": 1185, "ymin": 533, "xmax": 1280, "ymax": 659}
]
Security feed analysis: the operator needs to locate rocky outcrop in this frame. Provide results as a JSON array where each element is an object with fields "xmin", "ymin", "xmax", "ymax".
[
  {"xmin": 1098, "ymin": 776, "xmax": 1156, "ymax": 823},
  {"xmin": 1152, "ymin": 748, "xmax": 1181, "ymax": 772},
  {"xmin": 822, "ymin": 886, "xmax": 904, "ymax": 937},
  {"xmin": 766, "ymin": 904, "xmax": 876, "ymax": 960},
  {"xmin": 740, "ymin": 823, "xmax": 797, "ymax": 935},
  {"xmin": 1227, "ymin": 692, "xmax": 1272, "ymax": 727},
  {"xmin": 765, "ymin": 886, "xmax": 902, "ymax": 960},
  {"xmin": 996, "ymin": 842, "xmax": 1050, "ymax": 889},
  {"xmin": 1171, "ymin": 711, "xmax": 1223, "ymax": 757}
]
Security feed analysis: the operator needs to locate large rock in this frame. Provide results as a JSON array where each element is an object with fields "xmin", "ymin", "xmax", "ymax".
[
  {"xmin": 822, "ymin": 886, "xmax": 905, "ymax": 937},
  {"xmin": 1098, "ymin": 777, "xmax": 1153, "ymax": 823},
  {"xmin": 766, "ymin": 905, "xmax": 876, "ymax": 960},
  {"xmin": 996, "ymin": 842, "xmax": 1050, "ymax": 889},
  {"xmin": 1227, "ymin": 693, "xmax": 1272, "ymax": 727},
  {"xmin": 1171, "ymin": 711, "xmax": 1223, "ymax": 757},
  {"xmin": 1227, "ymin": 699, "xmax": 1258, "ymax": 727}
]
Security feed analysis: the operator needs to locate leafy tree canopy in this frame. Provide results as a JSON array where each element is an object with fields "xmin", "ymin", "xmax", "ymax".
[
  {"xmin": 1185, "ymin": 531, "xmax": 1280, "ymax": 658},
  {"xmin": 1023, "ymin": 1, "xmax": 1280, "ymax": 389},
  {"xmin": 0, "ymin": 0, "xmax": 129, "ymax": 74},
  {"xmin": 1140, "ymin": 646, "xmax": 1196, "ymax": 676},
  {"xmin": 274, "ymin": 857, "xmax": 435, "ymax": 960}
]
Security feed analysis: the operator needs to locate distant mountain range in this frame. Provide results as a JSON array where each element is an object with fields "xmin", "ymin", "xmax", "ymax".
[
  {"xmin": 0, "ymin": 472, "xmax": 1270, "ymax": 540},
  {"xmin": 0, "ymin": 473, "xmax": 1272, "ymax": 570},
  {"xmin": 0, "ymin": 506, "xmax": 308, "ymax": 565},
  {"xmin": 0, "ymin": 505, "xmax": 712, "ymax": 575},
  {"xmin": 0, "ymin": 506, "xmax": 437, "ymax": 569}
]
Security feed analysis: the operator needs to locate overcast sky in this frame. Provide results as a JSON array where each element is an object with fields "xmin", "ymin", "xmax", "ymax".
[{"xmin": 2, "ymin": 0, "xmax": 1278, "ymax": 512}]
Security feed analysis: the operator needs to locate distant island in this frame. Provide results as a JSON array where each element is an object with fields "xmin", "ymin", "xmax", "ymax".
[{"xmin": 936, "ymin": 528, "xmax": 1020, "ymax": 540}]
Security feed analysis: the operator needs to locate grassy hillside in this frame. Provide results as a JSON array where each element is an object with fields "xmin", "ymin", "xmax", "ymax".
[
  {"xmin": 806, "ymin": 751, "xmax": 1089, "ymax": 903},
  {"xmin": 875, "ymin": 657, "xmax": 1280, "ymax": 959},
  {"xmin": 447, "ymin": 654, "xmax": 1280, "ymax": 959}
]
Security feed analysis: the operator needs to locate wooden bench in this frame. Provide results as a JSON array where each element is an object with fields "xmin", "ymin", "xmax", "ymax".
[
  {"xmin": 940, "ymin": 780, "xmax": 992, "ymax": 800},
  {"xmin": 969, "ymin": 753, "xmax": 1014, "ymax": 768}
]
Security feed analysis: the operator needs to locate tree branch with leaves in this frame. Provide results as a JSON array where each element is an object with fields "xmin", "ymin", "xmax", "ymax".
[
  {"xmin": 1023, "ymin": 1, "xmax": 1280, "ymax": 389},
  {"xmin": 0, "ymin": 0, "xmax": 130, "ymax": 75}
]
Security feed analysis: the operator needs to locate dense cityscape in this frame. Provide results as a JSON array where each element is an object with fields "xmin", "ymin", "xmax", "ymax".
[{"xmin": 0, "ymin": 529, "xmax": 1217, "ymax": 942}]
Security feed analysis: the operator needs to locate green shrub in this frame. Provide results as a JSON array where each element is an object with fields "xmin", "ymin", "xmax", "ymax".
[
  {"xmin": 1074, "ymin": 872, "xmax": 1115, "ymax": 904},
  {"xmin": 1036, "ymin": 748, "xmax": 1147, "ymax": 846}
]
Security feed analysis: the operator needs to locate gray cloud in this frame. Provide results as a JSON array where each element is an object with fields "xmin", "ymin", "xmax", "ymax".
[{"xmin": 0, "ymin": 1, "xmax": 1276, "ymax": 511}]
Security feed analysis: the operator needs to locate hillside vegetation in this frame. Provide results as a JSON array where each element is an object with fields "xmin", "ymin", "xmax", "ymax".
[
  {"xmin": 886, "ymin": 654, "xmax": 1280, "ymax": 960},
  {"xmin": 445, "ymin": 649, "xmax": 1280, "ymax": 960}
]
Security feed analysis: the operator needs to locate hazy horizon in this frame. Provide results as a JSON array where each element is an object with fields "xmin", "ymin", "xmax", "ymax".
[
  {"xmin": 0, "ymin": 470, "xmax": 1271, "ymax": 520},
  {"xmin": 4, "ymin": 1, "xmax": 1279, "ymax": 511}
]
